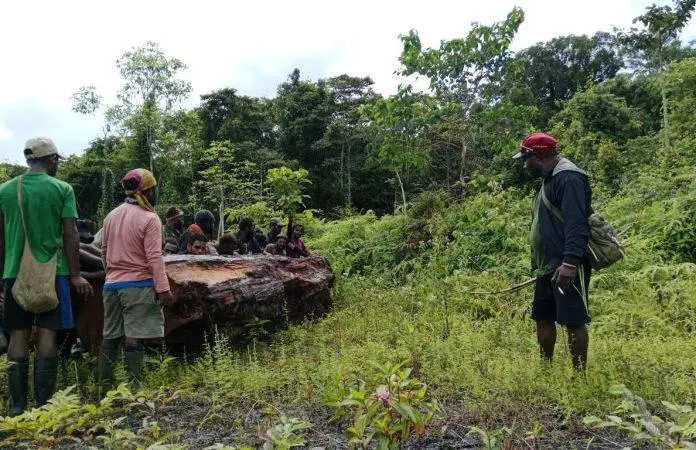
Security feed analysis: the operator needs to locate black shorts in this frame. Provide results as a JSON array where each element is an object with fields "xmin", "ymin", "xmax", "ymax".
[
  {"xmin": 3, "ymin": 277, "xmax": 75, "ymax": 332},
  {"xmin": 532, "ymin": 265, "xmax": 591, "ymax": 327}
]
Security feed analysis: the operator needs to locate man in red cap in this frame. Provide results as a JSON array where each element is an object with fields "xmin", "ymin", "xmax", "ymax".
[{"xmin": 514, "ymin": 132, "xmax": 592, "ymax": 372}]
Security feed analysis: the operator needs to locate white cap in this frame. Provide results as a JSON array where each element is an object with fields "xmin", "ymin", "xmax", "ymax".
[{"xmin": 24, "ymin": 137, "xmax": 64, "ymax": 160}]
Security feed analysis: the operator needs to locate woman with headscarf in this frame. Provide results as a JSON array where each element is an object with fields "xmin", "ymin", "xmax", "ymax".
[{"xmin": 98, "ymin": 169, "xmax": 173, "ymax": 390}]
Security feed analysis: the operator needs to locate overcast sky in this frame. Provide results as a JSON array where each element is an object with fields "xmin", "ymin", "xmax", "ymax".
[{"xmin": 1, "ymin": 0, "xmax": 694, "ymax": 163}]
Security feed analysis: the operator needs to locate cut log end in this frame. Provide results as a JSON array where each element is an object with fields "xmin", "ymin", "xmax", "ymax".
[{"xmin": 75, "ymin": 254, "xmax": 334, "ymax": 354}]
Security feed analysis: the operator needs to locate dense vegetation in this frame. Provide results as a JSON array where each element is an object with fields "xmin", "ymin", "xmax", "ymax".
[{"xmin": 3, "ymin": 1, "xmax": 696, "ymax": 448}]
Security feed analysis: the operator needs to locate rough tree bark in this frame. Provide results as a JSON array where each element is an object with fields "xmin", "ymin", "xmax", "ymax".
[
  {"xmin": 74, "ymin": 254, "xmax": 334, "ymax": 354},
  {"xmin": 347, "ymin": 144, "xmax": 352, "ymax": 207},
  {"xmin": 459, "ymin": 138, "xmax": 467, "ymax": 191},
  {"xmin": 395, "ymin": 169, "xmax": 407, "ymax": 213},
  {"xmin": 340, "ymin": 141, "xmax": 345, "ymax": 195},
  {"xmin": 661, "ymin": 83, "xmax": 670, "ymax": 149}
]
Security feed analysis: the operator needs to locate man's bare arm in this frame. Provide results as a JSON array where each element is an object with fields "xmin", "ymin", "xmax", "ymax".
[
  {"xmin": 62, "ymin": 218, "xmax": 92, "ymax": 297},
  {"xmin": 79, "ymin": 248, "xmax": 104, "ymax": 269},
  {"xmin": 80, "ymin": 242, "xmax": 102, "ymax": 257}
]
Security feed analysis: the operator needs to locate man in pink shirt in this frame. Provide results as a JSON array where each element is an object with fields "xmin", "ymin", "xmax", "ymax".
[{"xmin": 98, "ymin": 169, "xmax": 172, "ymax": 389}]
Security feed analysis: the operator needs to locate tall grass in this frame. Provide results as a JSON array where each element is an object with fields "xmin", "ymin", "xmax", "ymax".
[{"xmin": 3, "ymin": 165, "xmax": 696, "ymax": 445}]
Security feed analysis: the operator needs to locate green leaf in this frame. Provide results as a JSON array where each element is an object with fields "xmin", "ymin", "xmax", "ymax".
[
  {"xmin": 583, "ymin": 415, "xmax": 603, "ymax": 425},
  {"xmin": 390, "ymin": 400, "xmax": 418, "ymax": 424}
]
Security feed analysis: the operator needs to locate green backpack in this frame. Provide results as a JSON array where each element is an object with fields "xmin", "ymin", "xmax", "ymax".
[{"xmin": 541, "ymin": 182, "xmax": 624, "ymax": 270}]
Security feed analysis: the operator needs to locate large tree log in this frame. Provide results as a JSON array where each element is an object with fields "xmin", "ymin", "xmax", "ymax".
[{"xmin": 75, "ymin": 254, "xmax": 333, "ymax": 354}]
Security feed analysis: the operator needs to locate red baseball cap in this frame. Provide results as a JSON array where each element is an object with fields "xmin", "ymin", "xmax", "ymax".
[{"xmin": 512, "ymin": 132, "xmax": 557, "ymax": 159}]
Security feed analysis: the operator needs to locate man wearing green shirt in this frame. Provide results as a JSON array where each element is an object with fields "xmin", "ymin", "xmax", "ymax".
[{"xmin": 0, "ymin": 137, "xmax": 91, "ymax": 416}]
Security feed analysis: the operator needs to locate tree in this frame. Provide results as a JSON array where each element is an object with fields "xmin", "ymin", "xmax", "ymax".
[
  {"xmin": 464, "ymin": 100, "xmax": 538, "ymax": 188},
  {"xmin": 266, "ymin": 166, "xmax": 312, "ymax": 216},
  {"xmin": 196, "ymin": 88, "xmax": 287, "ymax": 206},
  {"xmin": 617, "ymin": 0, "xmax": 696, "ymax": 147},
  {"xmin": 398, "ymin": 8, "xmax": 525, "ymax": 191},
  {"xmin": 275, "ymin": 69, "xmax": 332, "ymax": 210},
  {"xmin": 70, "ymin": 90, "xmax": 124, "ymax": 222},
  {"xmin": 550, "ymin": 86, "xmax": 644, "ymax": 181},
  {"xmin": 599, "ymin": 74, "xmax": 663, "ymax": 133},
  {"xmin": 198, "ymin": 88, "xmax": 275, "ymax": 149},
  {"xmin": 361, "ymin": 87, "xmax": 441, "ymax": 212},
  {"xmin": 73, "ymin": 41, "xmax": 192, "ymax": 174},
  {"xmin": 57, "ymin": 137, "xmax": 127, "ymax": 221},
  {"xmin": 71, "ymin": 86, "xmax": 103, "ymax": 116},
  {"xmin": 316, "ymin": 75, "xmax": 379, "ymax": 209},
  {"xmin": 111, "ymin": 41, "xmax": 192, "ymax": 122},
  {"xmin": 659, "ymin": 58, "xmax": 696, "ymax": 166},
  {"xmin": 157, "ymin": 110, "xmax": 203, "ymax": 208},
  {"xmin": 247, "ymin": 147, "xmax": 287, "ymax": 199},
  {"xmin": 552, "ymin": 87, "xmax": 644, "ymax": 144},
  {"xmin": 511, "ymin": 32, "xmax": 623, "ymax": 128},
  {"xmin": 195, "ymin": 141, "xmax": 260, "ymax": 215},
  {"xmin": 275, "ymin": 69, "xmax": 332, "ymax": 164}
]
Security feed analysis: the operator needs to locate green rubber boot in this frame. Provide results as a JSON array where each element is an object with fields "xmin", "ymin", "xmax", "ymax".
[
  {"xmin": 98, "ymin": 339, "xmax": 119, "ymax": 395},
  {"xmin": 124, "ymin": 345, "xmax": 144, "ymax": 387},
  {"xmin": 7, "ymin": 358, "xmax": 29, "ymax": 416},
  {"xmin": 33, "ymin": 357, "xmax": 58, "ymax": 407}
]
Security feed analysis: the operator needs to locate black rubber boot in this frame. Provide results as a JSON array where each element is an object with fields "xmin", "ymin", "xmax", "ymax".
[
  {"xmin": 33, "ymin": 357, "xmax": 58, "ymax": 407},
  {"xmin": 124, "ymin": 345, "xmax": 144, "ymax": 387},
  {"xmin": 98, "ymin": 339, "xmax": 119, "ymax": 395},
  {"xmin": 7, "ymin": 358, "xmax": 29, "ymax": 416},
  {"xmin": 0, "ymin": 327, "xmax": 7, "ymax": 355}
]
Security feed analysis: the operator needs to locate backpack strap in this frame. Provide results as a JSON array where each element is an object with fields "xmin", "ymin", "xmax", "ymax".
[{"xmin": 540, "ymin": 180, "xmax": 564, "ymax": 223}]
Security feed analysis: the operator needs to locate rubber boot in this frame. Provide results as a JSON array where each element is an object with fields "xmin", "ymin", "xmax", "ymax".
[
  {"xmin": 7, "ymin": 358, "xmax": 29, "ymax": 416},
  {"xmin": 124, "ymin": 345, "xmax": 144, "ymax": 387},
  {"xmin": 33, "ymin": 357, "xmax": 58, "ymax": 407},
  {"xmin": 98, "ymin": 339, "xmax": 119, "ymax": 395},
  {"xmin": 0, "ymin": 327, "xmax": 8, "ymax": 355}
]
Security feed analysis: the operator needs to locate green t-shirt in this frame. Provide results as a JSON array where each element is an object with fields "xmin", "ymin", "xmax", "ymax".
[{"xmin": 0, "ymin": 171, "xmax": 78, "ymax": 279}]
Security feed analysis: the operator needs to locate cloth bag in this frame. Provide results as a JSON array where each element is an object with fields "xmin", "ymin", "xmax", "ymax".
[
  {"xmin": 11, "ymin": 175, "xmax": 59, "ymax": 313},
  {"xmin": 541, "ymin": 181, "xmax": 624, "ymax": 270}
]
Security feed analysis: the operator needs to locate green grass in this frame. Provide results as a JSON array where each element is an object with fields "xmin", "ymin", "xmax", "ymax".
[{"xmin": 3, "ymin": 170, "xmax": 696, "ymax": 447}]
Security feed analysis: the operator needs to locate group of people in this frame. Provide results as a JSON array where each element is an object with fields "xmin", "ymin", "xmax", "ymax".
[
  {"xmin": 0, "ymin": 130, "xmax": 593, "ymax": 416},
  {"xmin": 0, "ymin": 137, "xmax": 313, "ymax": 416},
  {"xmin": 162, "ymin": 209, "xmax": 310, "ymax": 258}
]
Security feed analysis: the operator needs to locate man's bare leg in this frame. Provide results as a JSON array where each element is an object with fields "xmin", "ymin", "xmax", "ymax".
[
  {"xmin": 567, "ymin": 325, "xmax": 589, "ymax": 372},
  {"xmin": 536, "ymin": 320, "xmax": 556, "ymax": 362}
]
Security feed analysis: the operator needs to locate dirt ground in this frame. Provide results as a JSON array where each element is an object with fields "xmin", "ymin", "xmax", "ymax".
[
  {"xmin": 140, "ymin": 397, "xmax": 633, "ymax": 449},
  {"xmin": 0, "ymin": 394, "xmax": 634, "ymax": 449}
]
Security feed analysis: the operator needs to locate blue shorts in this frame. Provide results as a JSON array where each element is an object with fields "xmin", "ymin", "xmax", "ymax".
[{"xmin": 3, "ymin": 277, "xmax": 74, "ymax": 332}]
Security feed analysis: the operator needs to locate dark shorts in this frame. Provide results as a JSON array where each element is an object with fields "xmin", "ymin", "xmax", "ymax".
[
  {"xmin": 532, "ymin": 265, "xmax": 591, "ymax": 327},
  {"xmin": 3, "ymin": 277, "xmax": 74, "ymax": 332}
]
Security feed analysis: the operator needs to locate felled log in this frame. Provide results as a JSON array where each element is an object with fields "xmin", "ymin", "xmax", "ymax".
[
  {"xmin": 73, "ymin": 279, "xmax": 105, "ymax": 355},
  {"xmin": 76, "ymin": 254, "xmax": 334, "ymax": 353}
]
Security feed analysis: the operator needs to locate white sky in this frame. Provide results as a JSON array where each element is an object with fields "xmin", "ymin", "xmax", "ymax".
[{"xmin": 0, "ymin": 0, "xmax": 694, "ymax": 163}]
